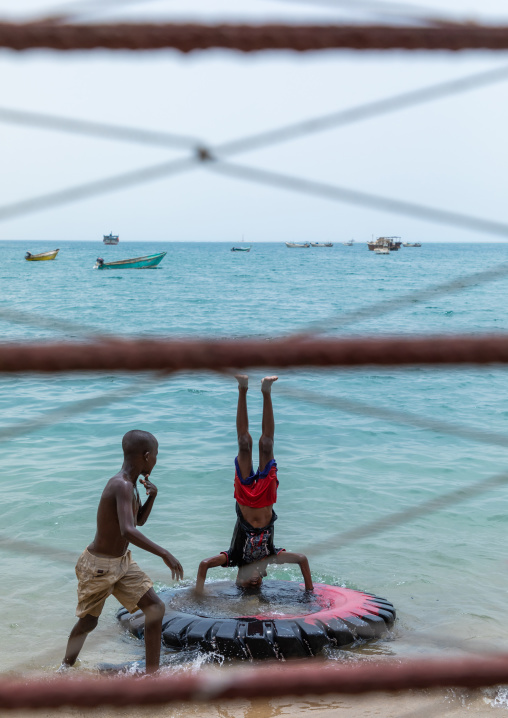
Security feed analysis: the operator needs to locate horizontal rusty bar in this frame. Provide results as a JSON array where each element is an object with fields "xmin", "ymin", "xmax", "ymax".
[
  {"xmin": 2, "ymin": 654, "xmax": 508, "ymax": 708},
  {"xmin": 0, "ymin": 334, "xmax": 507, "ymax": 372},
  {"xmin": 1, "ymin": 23, "xmax": 508, "ymax": 52}
]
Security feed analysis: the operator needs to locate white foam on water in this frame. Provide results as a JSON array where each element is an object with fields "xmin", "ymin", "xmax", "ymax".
[{"xmin": 483, "ymin": 686, "xmax": 508, "ymax": 709}]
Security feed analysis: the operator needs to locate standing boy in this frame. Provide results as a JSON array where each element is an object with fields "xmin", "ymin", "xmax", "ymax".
[
  {"xmin": 61, "ymin": 430, "xmax": 183, "ymax": 673},
  {"xmin": 195, "ymin": 376, "xmax": 313, "ymax": 592}
]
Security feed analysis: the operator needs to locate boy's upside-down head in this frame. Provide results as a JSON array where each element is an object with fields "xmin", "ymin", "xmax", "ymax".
[{"xmin": 236, "ymin": 563, "xmax": 267, "ymax": 589}]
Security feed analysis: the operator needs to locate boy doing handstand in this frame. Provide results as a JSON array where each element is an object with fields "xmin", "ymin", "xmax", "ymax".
[
  {"xmin": 196, "ymin": 376, "xmax": 313, "ymax": 592},
  {"xmin": 61, "ymin": 430, "xmax": 183, "ymax": 673}
]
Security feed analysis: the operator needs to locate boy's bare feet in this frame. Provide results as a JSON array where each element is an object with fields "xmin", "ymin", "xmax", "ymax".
[
  {"xmin": 236, "ymin": 375, "xmax": 249, "ymax": 389},
  {"xmin": 261, "ymin": 376, "xmax": 278, "ymax": 393}
]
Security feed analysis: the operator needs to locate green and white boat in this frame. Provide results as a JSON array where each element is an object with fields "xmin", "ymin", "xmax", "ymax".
[{"xmin": 94, "ymin": 252, "xmax": 167, "ymax": 269}]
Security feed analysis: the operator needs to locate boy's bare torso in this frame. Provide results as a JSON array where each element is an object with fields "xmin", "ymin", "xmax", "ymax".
[
  {"xmin": 88, "ymin": 474, "xmax": 139, "ymax": 558},
  {"xmin": 238, "ymin": 502, "xmax": 273, "ymax": 528}
]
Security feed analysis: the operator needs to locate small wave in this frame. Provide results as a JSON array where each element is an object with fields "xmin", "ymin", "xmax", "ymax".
[{"xmin": 483, "ymin": 685, "xmax": 508, "ymax": 708}]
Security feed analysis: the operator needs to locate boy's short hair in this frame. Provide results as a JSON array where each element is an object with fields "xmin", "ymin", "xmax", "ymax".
[{"xmin": 122, "ymin": 430, "xmax": 158, "ymax": 456}]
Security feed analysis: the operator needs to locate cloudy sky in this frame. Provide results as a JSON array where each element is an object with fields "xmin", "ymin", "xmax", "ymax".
[{"xmin": 1, "ymin": 0, "xmax": 508, "ymax": 243}]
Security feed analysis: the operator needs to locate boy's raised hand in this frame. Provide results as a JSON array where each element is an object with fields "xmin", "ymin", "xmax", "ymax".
[
  {"xmin": 140, "ymin": 475, "xmax": 158, "ymax": 498},
  {"xmin": 162, "ymin": 551, "xmax": 184, "ymax": 581}
]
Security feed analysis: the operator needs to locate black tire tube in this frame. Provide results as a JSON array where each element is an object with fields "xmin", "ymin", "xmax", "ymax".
[{"xmin": 118, "ymin": 582, "xmax": 396, "ymax": 660}]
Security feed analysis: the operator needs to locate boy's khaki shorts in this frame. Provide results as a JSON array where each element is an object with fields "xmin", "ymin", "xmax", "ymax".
[{"xmin": 75, "ymin": 548, "xmax": 153, "ymax": 618}]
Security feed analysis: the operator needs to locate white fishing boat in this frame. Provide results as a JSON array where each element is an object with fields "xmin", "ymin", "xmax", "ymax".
[
  {"xmin": 373, "ymin": 246, "xmax": 390, "ymax": 255},
  {"xmin": 103, "ymin": 233, "xmax": 119, "ymax": 245},
  {"xmin": 285, "ymin": 242, "xmax": 310, "ymax": 248},
  {"xmin": 402, "ymin": 242, "xmax": 422, "ymax": 247},
  {"xmin": 310, "ymin": 242, "xmax": 333, "ymax": 247},
  {"xmin": 367, "ymin": 236, "xmax": 401, "ymax": 251},
  {"xmin": 342, "ymin": 239, "xmax": 355, "ymax": 246}
]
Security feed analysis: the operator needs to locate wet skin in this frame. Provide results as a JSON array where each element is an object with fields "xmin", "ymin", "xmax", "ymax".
[
  {"xmin": 195, "ymin": 550, "xmax": 313, "ymax": 593},
  {"xmin": 87, "ymin": 446, "xmax": 182, "ymax": 576},
  {"xmin": 195, "ymin": 376, "xmax": 314, "ymax": 595},
  {"xmin": 235, "ymin": 377, "xmax": 277, "ymax": 529},
  {"xmin": 62, "ymin": 439, "xmax": 183, "ymax": 673}
]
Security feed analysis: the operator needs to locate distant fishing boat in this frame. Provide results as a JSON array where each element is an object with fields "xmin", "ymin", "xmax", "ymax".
[
  {"xmin": 231, "ymin": 246, "xmax": 251, "ymax": 252},
  {"xmin": 367, "ymin": 236, "xmax": 401, "ymax": 251},
  {"xmin": 402, "ymin": 242, "xmax": 422, "ymax": 247},
  {"xmin": 25, "ymin": 249, "xmax": 59, "ymax": 261},
  {"xmin": 285, "ymin": 242, "xmax": 310, "ymax": 248},
  {"xmin": 342, "ymin": 239, "xmax": 355, "ymax": 246},
  {"xmin": 103, "ymin": 233, "xmax": 119, "ymax": 245},
  {"xmin": 94, "ymin": 252, "xmax": 167, "ymax": 269},
  {"xmin": 310, "ymin": 242, "xmax": 333, "ymax": 247}
]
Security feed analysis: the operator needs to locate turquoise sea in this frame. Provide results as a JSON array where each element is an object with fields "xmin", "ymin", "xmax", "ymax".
[{"xmin": 2, "ymin": 240, "xmax": 508, "ymax": 710}]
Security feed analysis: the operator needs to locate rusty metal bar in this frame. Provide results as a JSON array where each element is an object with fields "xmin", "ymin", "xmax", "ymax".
[
  {"xmin": 2, "ymin": 655, "xmax": 508, "ymax": 709},
  {"xmin": 1, "ymin": 22, "xmax": 508, "ymax": 52},
  {"xmin": 0, "ymin": 334, "xmax": 507, "ymax": 373}
]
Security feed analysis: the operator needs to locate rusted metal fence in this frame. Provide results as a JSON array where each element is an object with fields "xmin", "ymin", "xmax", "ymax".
[{"xmin": 2, "ymin": 9, "xmax": 508, "ymax": 711}]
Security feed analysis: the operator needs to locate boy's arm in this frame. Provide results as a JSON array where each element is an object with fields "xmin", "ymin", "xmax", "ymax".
[
  {"xmin": 195, "ymin": 554, "xmax": 228, "ymax": 593},
  {"xmin": 273, "ymin": 552, "xmax": 314, "ymax": 591},
  {"xmin": 137, "ymin": 476, "xmax": 157, "ymax": 526},
  {"xmin": 116, "ymin": 482, "xmax": 184, "ymax": 580}
]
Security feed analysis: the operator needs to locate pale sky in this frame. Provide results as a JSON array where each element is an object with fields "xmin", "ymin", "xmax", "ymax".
[{"xmin": 1, "ymin": 0, "xmax": 508, "ymax": 243}]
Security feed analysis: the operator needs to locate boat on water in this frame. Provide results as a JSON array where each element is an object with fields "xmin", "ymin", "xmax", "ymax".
[
  {"xmin": 231, "ymin": 246, "xmax": 251, "ymax": 252},
  {"xmin": 373, "ymin": 246, "xmax": 390, "ymax": 255},
  {"xmin": 285, "ymin": 242, "xmax": 310, "ymax": 248},
  {"xmin": 103, "ymin": 233, "xmax": 119, "ymax": 245},
  {"xmin": 367, "ymin": 236, "xmax": 401, "ymax": 252},
  {"xmin": 310, "ymin": 242, "xmax": 333, "ymax": 247},
  {"xmin": 25, "ymin": 249, "xmax": 59, "ymax": 261},
  {"xmin": 402, "ymin": 242, "xmax": 422, "ymax": 247},
  {"xmin": 342, "ymin": 239, "xmax": 355, "ymax": 246},
  {"xmin": 94, "ymin": 252, "xmax": 167, "ymax": 269}
]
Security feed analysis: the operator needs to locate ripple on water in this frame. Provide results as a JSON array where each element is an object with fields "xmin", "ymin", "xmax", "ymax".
[
  {"xmin": 3, "ymin": 242, "xmax": 508, "ymax": 684},
  {"xmin": 164, "ymin": 580, "xmax": 327, "ymax": 619}
]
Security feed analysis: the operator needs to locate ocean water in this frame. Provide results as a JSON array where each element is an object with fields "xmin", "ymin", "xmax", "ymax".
[{"xmin": 2, "ymin": 240, "xmax": 508, "ymax": 706}]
